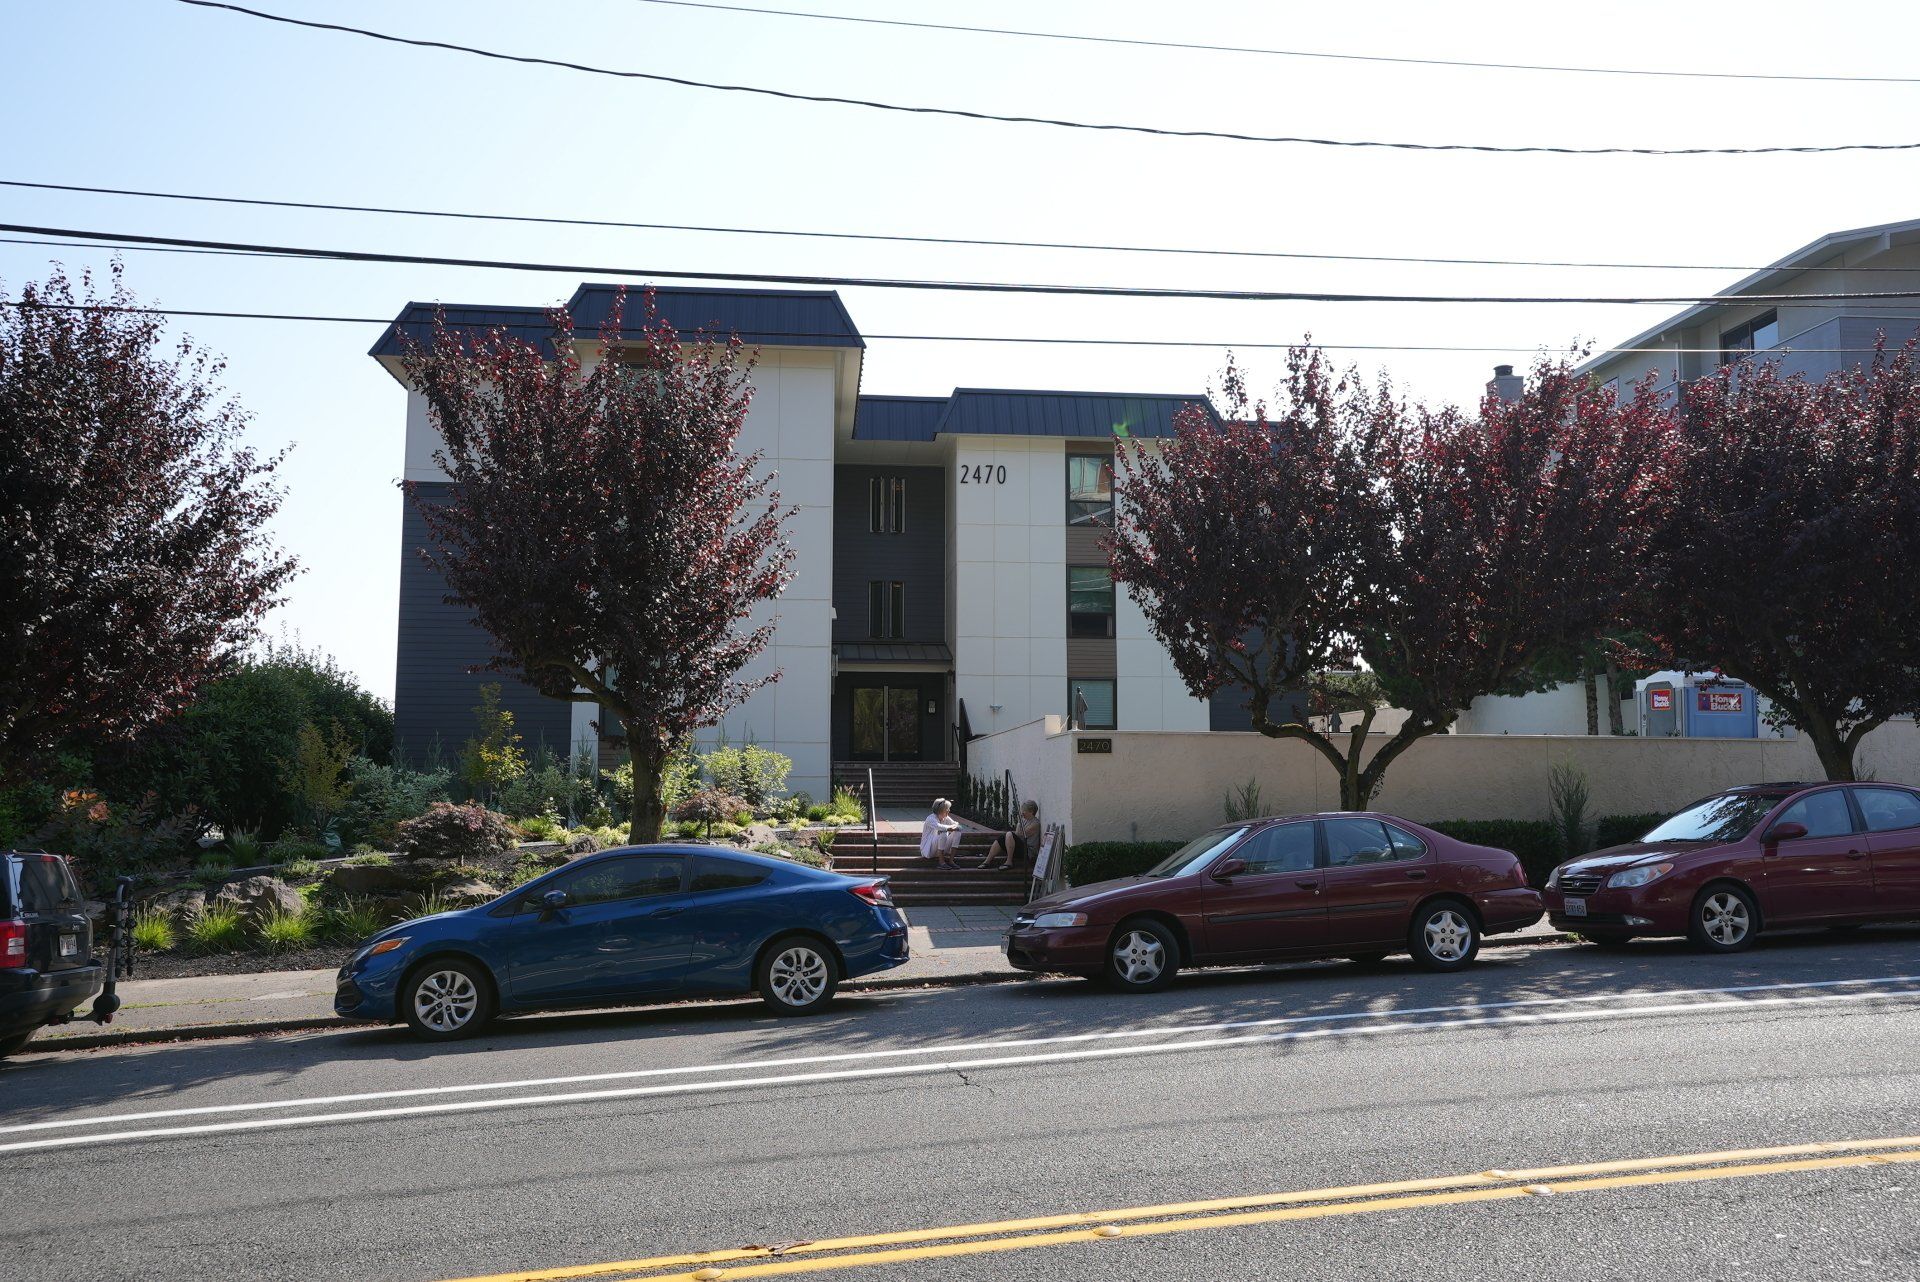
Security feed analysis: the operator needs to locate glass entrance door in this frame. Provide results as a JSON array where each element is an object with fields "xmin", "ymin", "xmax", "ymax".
[{"xmin": 850, "ymin": 685, "xmax": 923, "ymax": 761}]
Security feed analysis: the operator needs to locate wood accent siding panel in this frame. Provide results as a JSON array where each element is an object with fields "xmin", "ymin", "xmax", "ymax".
[
  {"xmin": 832, "ymin": 464, "xmax": 947, "ymax": 644},
  {"xmin": 395, "ymin": 485, "xmax": 575, "ymax": 764},
  {"xmin": 1064, "ymin": 526, "xmax": 1106, "ymax": 564},
  {"xmin": 1065, "ymin": 639, "xmax": 1117, "ymax": 679}
]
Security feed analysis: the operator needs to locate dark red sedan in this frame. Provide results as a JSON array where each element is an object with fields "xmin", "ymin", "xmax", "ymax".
[
  {"xmin": 1544, "ymin": 781, "xmax": 1920, "ymax": 951},
  {"xmin": 1005, "ymin": 813, "xmax": 1543, "ymax": 991}
]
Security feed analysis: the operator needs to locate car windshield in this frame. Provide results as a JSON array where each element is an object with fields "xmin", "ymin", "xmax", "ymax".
[
  {"xmin": 1639, "ymin": 792, "xmax": 1785, "ymax": 844},
  {"xmin": 1141, "ymin": 827, "xmax": 1250, "ymax": 878}
]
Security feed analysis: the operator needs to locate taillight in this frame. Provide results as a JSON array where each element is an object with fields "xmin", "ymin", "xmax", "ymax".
[
  {"xmin": 848, "ymin": 880, "xmax": 893, "ymax": 908},
  {"xmin": 0, "ymin": 920, "xmax": 26, "ymax": 967},
  {"xmin": 1513, "ymin": 858, "xmax": 1530, "ymax": 888}
]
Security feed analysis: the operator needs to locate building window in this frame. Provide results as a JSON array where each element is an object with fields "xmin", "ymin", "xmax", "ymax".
[
  {"xmin": 1720, "ymin": 310, "xmax": 1780, "ymax": 364},
  {"xmin": 868, "ymin": 476, "xmax": 906, "ymax": 533},
  {"xmin": 1069, "ymin": 680, "xmax": 1116, "ymax": 730},
  {"xmin": 1066, "ymin": 454, "xmax": 1113, "ymax": 526},
  {"xmin": 1068, "ymin": 567, "xmax": 1115, "ymax": 638},
  {"xmin": 867, "ymin": 580, "xmax": 904, "ymax": 639}
]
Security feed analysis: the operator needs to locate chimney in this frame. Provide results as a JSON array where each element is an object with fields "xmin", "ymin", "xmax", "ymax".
[{"xmin": 1487, "ymin": 364, "xmax": 1524, "ymax": 403}]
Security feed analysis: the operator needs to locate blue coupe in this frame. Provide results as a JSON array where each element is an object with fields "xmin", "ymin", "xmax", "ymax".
[{"xmin": 334, "ymin": 845, "xmax": 910, "ymax": 1039}]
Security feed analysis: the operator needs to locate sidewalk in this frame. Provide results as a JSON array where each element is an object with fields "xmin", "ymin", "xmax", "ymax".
[{"xmin": 30, "ymin": 913, "xmax": 1569, "ymax": 1052}]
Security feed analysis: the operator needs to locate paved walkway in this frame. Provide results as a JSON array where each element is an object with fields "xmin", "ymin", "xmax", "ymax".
[{"xmin": 30, "ymin": 913, "xmax": 1565, "ymax": 1051}]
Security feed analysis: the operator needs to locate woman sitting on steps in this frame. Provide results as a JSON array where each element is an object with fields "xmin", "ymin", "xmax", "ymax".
[{"xmin": 920, "ymin": 798, "xmax": 964, "ymax": 869}]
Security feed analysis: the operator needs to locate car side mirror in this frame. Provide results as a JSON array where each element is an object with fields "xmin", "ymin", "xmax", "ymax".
[
  {"xmin": 1212, "ymin": 858, "xmax": 1248, "ymax": 881},
  {"xmin": 1766, "ymin": 821, "xmax": 1807, "ymax": 844},
  {"xmin": 539, "ymin": 889, "xmax": 569, "ymax": 913}
]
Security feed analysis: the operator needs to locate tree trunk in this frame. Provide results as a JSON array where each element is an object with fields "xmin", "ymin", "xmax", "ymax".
[
  {"xmin": 1581, "ymin": 662, "xmax": 1599, "ymax": 736},
  {"xmin": 1605, "ymin": 660, "xmax": 1625, "ymax": 736},
  {"xmin": 626, "ymin": 744, "xmax": 668, "ymax": 844},
  {"xmin": 1805, "ymin": 721, "xmax": 1859, "ymax": 782}
]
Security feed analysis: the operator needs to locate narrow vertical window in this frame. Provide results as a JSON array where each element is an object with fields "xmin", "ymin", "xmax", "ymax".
[
  {"xmin": 868, "ymin": 476, "xmax": 882, "ymax": 533},
  {"xmin": 867, "ymin": 580, "xmax": 885, "ymax": 638},
  {"xmin": 889, "ymin": 581, "xmax": 906, "ymax": 639},
  {"xmin": 890, "ymin": 477, "xmax": 906, "ymax": 534}
]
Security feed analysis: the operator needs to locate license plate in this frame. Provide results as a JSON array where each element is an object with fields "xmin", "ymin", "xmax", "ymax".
[
  {"xmin": 59, "ymin": 934, "xmax": 78, "ymax": 957},
  {"xmin": 1564, "ymin": 897, "xmax": 1588, "ymax": 918}
]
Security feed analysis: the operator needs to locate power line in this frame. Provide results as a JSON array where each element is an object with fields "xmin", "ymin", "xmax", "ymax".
[
  {"xmin": 10, "ymin": 178, "xmax": 1917, "ymax": 275},
  {"xmin": 11, "ymin": 221, "xmax": 1920, "ymax": 307},
  {"xmin": 1, "ymin": 300, "xmax": 1908, "ymax": 360},
  {"xmin": 634, "ymin": 0, "xmax": 1920, "ymax": 86},
  {"xmin": 172, "ymin": 0, "xmax": 1920, "ymax": 157}
]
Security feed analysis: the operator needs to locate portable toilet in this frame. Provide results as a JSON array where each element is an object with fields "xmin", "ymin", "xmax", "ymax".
[
  {"xmin": 1682, "ymin": 678, "xmax": 1760, "ymax": 738},
  {"xmin": 1639, "ymin": 677, "xmax": 1680, "ymax": 738}
]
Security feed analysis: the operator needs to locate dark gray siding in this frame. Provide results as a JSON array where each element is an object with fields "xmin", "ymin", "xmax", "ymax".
[
  {"xmin": 830, "ymin": 672, "xmax": 947, "ymax": 762},
  {"xmin": 1209, "ymin": 684, "xmax": 1308, "ymax": 732},
  {"xmin": 832, "ymin": 465, "xmax": 946, "ymax": 644},
  {"xmin": 1772, "ymin": 314, "xmax": 1920, "ymax": 381},
  {"xmin": 395, "ymin": 485, "xmax": 576, "ymax": 765},
  {"xmin": 1066, "ymin": 639, "xmax": 1117, "ymax": 679}
]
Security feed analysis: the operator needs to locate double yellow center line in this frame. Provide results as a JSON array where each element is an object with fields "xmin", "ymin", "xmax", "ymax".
[{"xmin": 442, "ymin": 1135, "xmax": 1920, "ymax": 1281}]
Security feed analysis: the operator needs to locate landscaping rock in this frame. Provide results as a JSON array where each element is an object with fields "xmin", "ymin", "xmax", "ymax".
[
  {"xmin": 149, "ymin": 886, "xmax": 208, "ymax": 927},
  {"xmin": 322, "ymin": 863, "xmax": 430, "ymax": 899},
  {"xmin": 211, "ymin": 875, "xmax": 304, "ymax": 924},
  {"xmin": 738, "ymin": 823, "xmax": 780, "ymax": 849},
  {"xmin": 435, "ymin": 878, "xmax": 503, "ymax": 909}
]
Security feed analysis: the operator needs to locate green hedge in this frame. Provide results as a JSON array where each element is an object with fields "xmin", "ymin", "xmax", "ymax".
[
  {"xmin": 1426, "ymin": 820, "xmax": 1560, "ymax": 887},
  {"xmin": 1593, "ymin": 812, "xmax": 1666, "ymax": 849},
  {"xmin": 1064, "ymin": 840, "xmax": 1183, "ymax": 885}
]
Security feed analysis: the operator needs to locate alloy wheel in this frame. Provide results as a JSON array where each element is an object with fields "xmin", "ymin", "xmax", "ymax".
[
  {"xmin": 412, "ymin": 968, "xmax": 479, "ymax": 1034},
  {"xmin": 1700, "ymin": 892, "xmax": 1751, "ymax": 946},
  {"xmin": 1112, "ymin": 930, "xmax": 1166, "ymax": 985},
  {"xmin": 1424, "ymin": 910, "xmax": 1473, "ymax": 963},
  {"xmin": 769, "ymin": 945, "xmax": 830, "ymax": 1007}
]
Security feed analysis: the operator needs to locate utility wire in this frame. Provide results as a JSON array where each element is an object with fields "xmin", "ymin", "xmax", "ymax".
[
  {"xmin": 633, "ymin": 0, "xmax": 1920, "ymax": 86},
  {"xmin": 9, "ymin": 178, "xmax": 1917, "ymax": 274},
  {"xmin": 172, "ymin": 0, "xmax": 1920, "ymax": 157},
  {"xmin": 10, "ymin": 221, "xmax": 1920, "ymax": 307},
  {"xmin": 2, "ymin": 299, "xmax": 1902, "ymax": 359}
]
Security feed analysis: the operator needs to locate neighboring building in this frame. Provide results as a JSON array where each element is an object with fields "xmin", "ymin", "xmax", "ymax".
[
  {"xmin": 372, "ymin": 284, "xmax": 1223, "ymax": 799},
  {"xmin": 1458, "ymin": 216, "xmax": 1920, "ymax": 738}
]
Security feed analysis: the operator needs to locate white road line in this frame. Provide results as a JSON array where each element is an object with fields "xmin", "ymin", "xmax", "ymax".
[
  {"xmin": 6, "ymin": 973, "xmax": 1919, "ymax": 1138},
  {"xmin": 5, "ymin": 985, "xmax": 1918, "ymax": 1155}
]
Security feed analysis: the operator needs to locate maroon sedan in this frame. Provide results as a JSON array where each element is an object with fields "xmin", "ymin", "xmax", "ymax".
[
  {"xmin": 1544, "ymin": 781, "xmax": 1920, "ymax": 951},
  {"xmin": 1005, "ymin": 813, "xmax": 1543, "ymax": 991}
]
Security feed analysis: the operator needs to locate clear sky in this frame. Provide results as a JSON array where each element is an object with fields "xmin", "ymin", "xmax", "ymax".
[{"xmin": 6, "ymin": 1, "xmax": 1918, "ymax": 703}]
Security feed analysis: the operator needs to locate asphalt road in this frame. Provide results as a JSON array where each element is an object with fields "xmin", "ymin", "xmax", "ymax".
[{"xmin": 5, "ymin": 928, "xmax": 1920, "ymax": 1282}]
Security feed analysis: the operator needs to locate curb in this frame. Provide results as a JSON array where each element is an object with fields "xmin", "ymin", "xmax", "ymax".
[{"xmin": 25, "ymin": 929, "xmax": 1576, "ymax": 1055}]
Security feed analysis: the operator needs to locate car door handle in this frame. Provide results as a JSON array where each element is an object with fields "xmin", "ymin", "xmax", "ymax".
[
  {"xmin": 1846, "ymin": 850, "xmax": 1866, "ymax": 860},
  {"xmin": 1295, "ymin": 879, "xmax": 1321, "ymax": 891},
  {"xmin": 648, "ymin": 906, "xmax": 685, "ymax": 918},
  {"xmin": 1405, "ymin": 869, "xmax": 1428, "ymax": 880}
]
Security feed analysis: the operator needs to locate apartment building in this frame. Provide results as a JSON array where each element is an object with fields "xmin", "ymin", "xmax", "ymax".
[{"xmin": 371, "ymin": 284, "xmax": 1229, "ymax": 798}]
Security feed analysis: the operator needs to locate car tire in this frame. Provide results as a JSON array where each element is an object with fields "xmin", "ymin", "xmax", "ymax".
[
  {"xmin": 401, "ymin": 957, "xmax": 496, "ymax": 1041},
  {"xmin": 0, "ymin": 1030, "xmax": 34, "ymax": 1060},
  {"xmin": 1408, "ymin": 900, "xmax": 1480, "ymax": 972},
  {"xmin": 1343, "ymin": 952, "xmax": 1390, "ymax": 966},
  {"xmin": 757, "ymin": 934, "xmax": 839, "ymax": 1015},
  {"xmin": 1103, "ymin": 918, "xmax": 1179, "ymax": 993},
  {"xmin": 1688, "ymin": 884, "xmax": 1759, "ymax": 952}
]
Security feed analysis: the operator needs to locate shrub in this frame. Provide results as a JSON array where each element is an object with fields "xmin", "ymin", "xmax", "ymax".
[
  {"xmin": 671, "ymin": 789, "xmax": 750, "ymax": 837},
  {"xmin": 1223, "ymin": 778, "xmax": 1265, "ymax": 822},
  {"xmin": 395, "ymin": 802, "xmax": 517, "ymax": 863},
  {"xmin": 319, "ymin": 898, "xmax": 387, "ymax": 944},
  {"xmin": 185, "ymin": 904, "xmax": 247, "ymax": 954},
  {"xmin": 805, "ymin": 804, "xmax": 832, "ymax": 823},
  {"xmin": 704, "ymin": 744, "xmax": 793, "ymax": 813},
  {"xmin": 223, "ymin": 828, "xmax": 266, "ymax": 866},
  {"xmin": 1064, "ymin": 841, "xmax": 1183, "ymax": 885},
  {"xmin": 460, "ymin": 684, "xmax": 527, "ymax": 806},
  {"xmin": 257, "ymin": 906, "xmax": 316, "ymax": 952},
  {"xmin": 266, "ymin": 835, "xmax": 330, "ymax": 866},
  {"xmin": 196, "ymin": 850, "xmax": 233, "ymax": 877},
  {"xmin": 33, "ymin": 789, "xmax": 194, "ymax": 882},
  {"xmin": 338, "ymin": 757, "xmax": 452, "ymax": 848},
  {"xmin": 516, "ymin": 809, "xmax": 568, "ymax": 843},
  {"xmin": 1427, "ymin": 819, "xmax": 1561, "ymax": 887},
  {"xmin": 130, "ymin": 907, "xmax": 177, "ymax": 953},
  {"xmin": 498, "ymin": 747, "xmax": 598, "ymax": 822},
  {"xmin": 343, "ymin": 851, "xmax": 392, "ymax": 867},
  {"xmin": 1548, "ymin": 761, "xmax": 1592, "ymax": 857},
  {"xmin": 830, "ymin": 787, "xmax": 866, "ymax": 822},
  {"xmin": 279, "ymin": 857, "xmax": 323, "ymax": 882},
  {"xmin": 1593, "ymin": 812, "xmax": 1667, "ymax": 848}
]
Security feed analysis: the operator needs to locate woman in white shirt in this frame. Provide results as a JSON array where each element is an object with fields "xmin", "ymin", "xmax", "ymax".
[{"xmin": 920, "ymin": 798, "xmax": 963, "ymax": 868}]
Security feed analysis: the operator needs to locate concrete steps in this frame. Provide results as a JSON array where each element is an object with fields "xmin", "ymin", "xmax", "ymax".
[{"xmin": 831, "ymin": 833, "xmax": 1031, "ymax": 906}]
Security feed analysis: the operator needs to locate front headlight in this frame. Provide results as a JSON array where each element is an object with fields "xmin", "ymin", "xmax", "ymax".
[
  {"xmin": 352, "ymin": 936, "xmax": 409, "ymax": 965},
  {"xmin": 1033, "ymin": 912, "xmax": 1089, "ymax": 928},
  {"xmin": 1606, "ymin": 863, "xmax": 1673, "ymax": 890}
]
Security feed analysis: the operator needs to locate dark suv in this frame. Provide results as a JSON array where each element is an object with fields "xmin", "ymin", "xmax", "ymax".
[{"xmin": 1, "ymin": 852, "xmax": 105, "ymax": 1058}]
